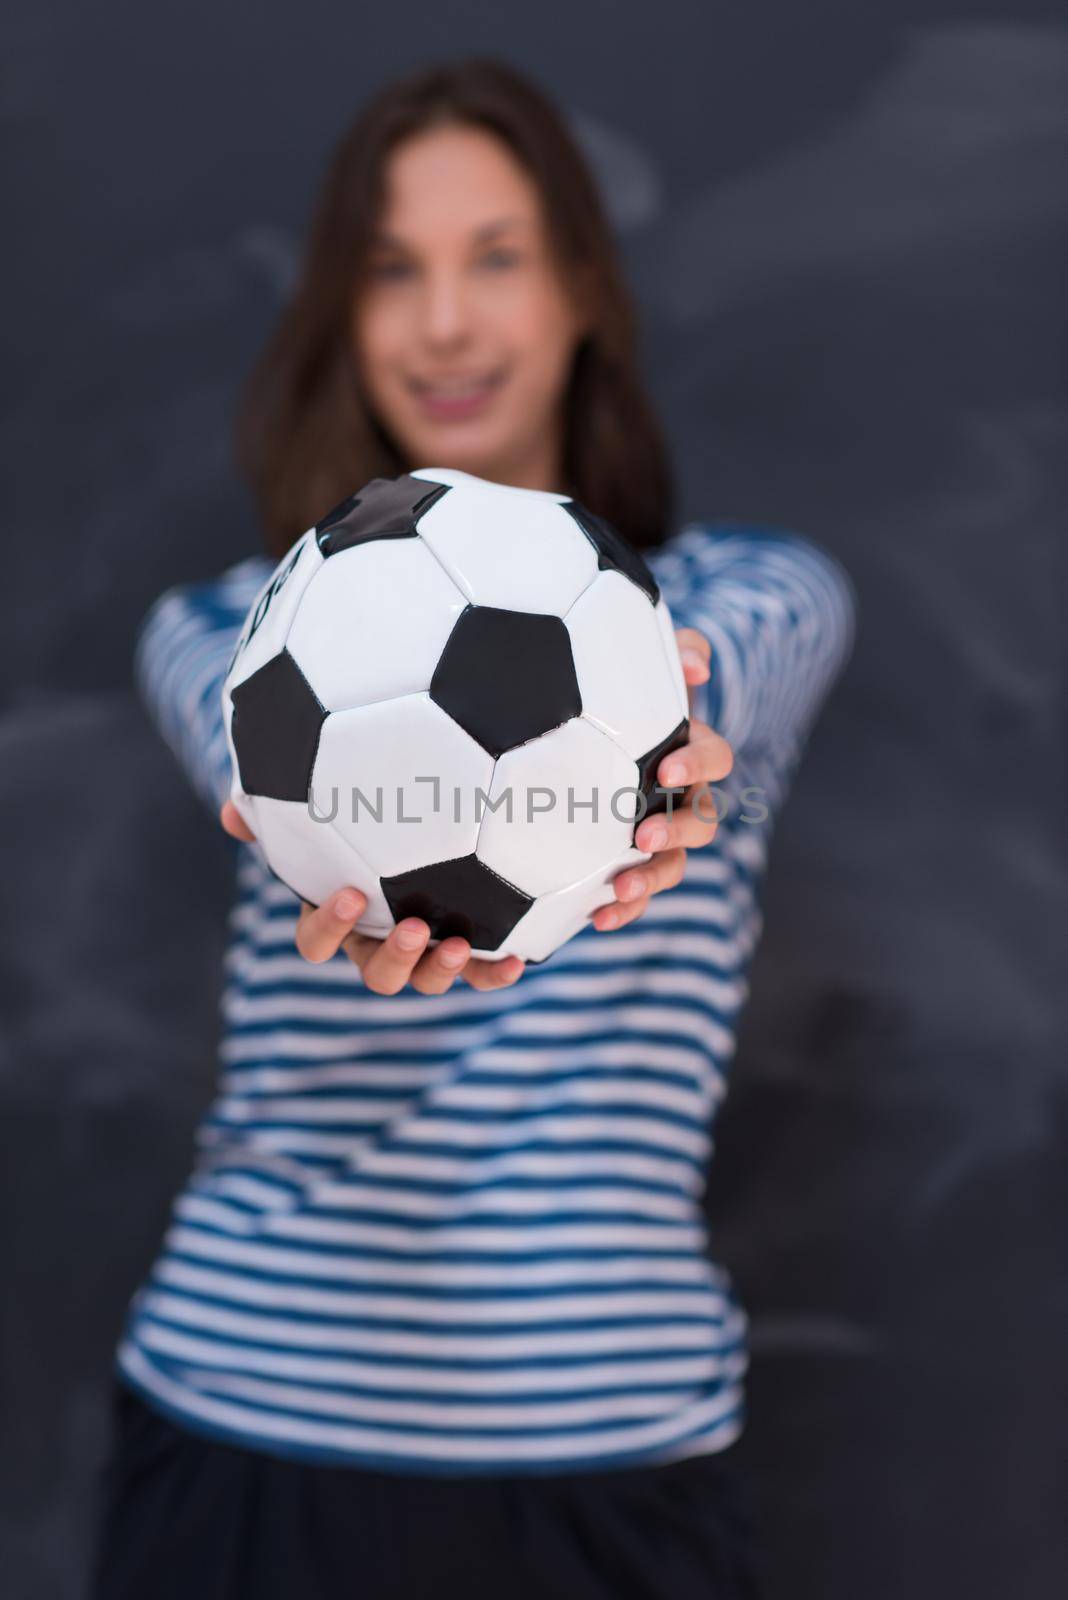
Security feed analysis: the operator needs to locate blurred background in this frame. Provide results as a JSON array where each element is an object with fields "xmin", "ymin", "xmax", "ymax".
[{"xmin": 2, "ymin": 2, "xmax": 1065, "ymax": 1596}]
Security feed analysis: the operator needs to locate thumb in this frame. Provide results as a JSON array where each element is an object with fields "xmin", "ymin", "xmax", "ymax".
[{"xmin": 220, "ymin": 799, "xmax": 257, "ymax": 843}]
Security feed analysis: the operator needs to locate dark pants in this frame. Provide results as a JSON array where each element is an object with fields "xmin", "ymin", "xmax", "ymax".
[{"xmin": 90, "ymin": 1380, "xmax": 768, "ymax": 1599}]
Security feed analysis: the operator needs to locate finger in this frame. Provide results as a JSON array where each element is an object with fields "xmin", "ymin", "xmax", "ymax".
[
  {"xmin": 295, "ymin": 888, "xmax": 368, "ymax": 963},
  {"xmin": 635, "ymin": 798, "xmax": 718, "ymax": 854},
  {"xmin": 590, "ymin": 892, "xmax": 651, "ymax": 932},
  {"xmin": 657, "ymin": 726, "xmax": 733, "ymax": 790},
  {"xmin": 459, "ymin": 954, "xmax": 526, "ymax": 990},
  {"xmin": 357, "ymin": 918, "xmax": 432, "ymax": 995},
  {"xmin": 408, "ymin": 937, "xmax": 472, "ymax": 996},
  {"xmin": 610, "ymin": 847, "xmax": 688, "ymax": 907},
  {"xmin": 674, "ymin": 626, "xmax": 711, "ymax": 684},
  {"xmin": 337, "ymin": 929, "xmax": 382, "ymax": 967},
  {"xmin": 220, "ymin": 799, "xmax": 257, "ymax": 843},
  {"xmin": 340, "ymin": 930, "xmax": 524, "ymax": 992}
]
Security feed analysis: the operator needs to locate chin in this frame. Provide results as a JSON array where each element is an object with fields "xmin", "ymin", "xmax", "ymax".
[{"xmin": 405, "ymin": 429, "xmax": 508, "ymax": 477}]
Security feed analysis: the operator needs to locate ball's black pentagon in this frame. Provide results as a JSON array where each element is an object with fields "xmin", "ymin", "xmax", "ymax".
[
  {"xmin": 634, "ymin": 718, "xmax": 690, "ymax": 841},
  {"xmin": 230, "ymin": 649, "xmax": 327, "ymax": 801},
  {"xmin": 430, "ymin": 605, "xmax": 581, "ymax": 757},
  {"xmin": 381, "ymin": 855, "xmax": 533, "ymax": 952},
  {"xmin": 314, "ymin": 474, "xmax": 450, "ymax": 556},
  {"xmin": 562, "ymin": 500, "xmax": 660, "ymax": 605}
]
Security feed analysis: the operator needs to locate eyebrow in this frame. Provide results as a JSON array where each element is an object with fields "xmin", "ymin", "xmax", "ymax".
[{"xmin": 370, "ymin": 216, "xmax": 531, "ymax": 250}]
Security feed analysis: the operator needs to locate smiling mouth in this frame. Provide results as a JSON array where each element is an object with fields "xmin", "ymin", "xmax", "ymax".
[{"xmin": 408, "ymin": 367, "xmax": 508, "ymax": 400}]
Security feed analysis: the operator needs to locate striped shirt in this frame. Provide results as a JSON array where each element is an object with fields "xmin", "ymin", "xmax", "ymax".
[{"xmin": 115, "ymin": 520, "xmax": 857, "ymax": 1476}]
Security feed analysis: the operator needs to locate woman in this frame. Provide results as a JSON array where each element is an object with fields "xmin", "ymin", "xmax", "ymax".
[{"xmin": 91, "ymin": 57, "xmax": 856, "ymax": 1599}]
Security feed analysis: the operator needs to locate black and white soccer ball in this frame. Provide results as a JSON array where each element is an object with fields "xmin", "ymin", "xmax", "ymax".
[{"xmin": 222, "ymin": 468, "xmax": 690, "ymax": 964}]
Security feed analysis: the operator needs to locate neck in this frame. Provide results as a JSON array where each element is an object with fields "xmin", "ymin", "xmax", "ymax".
[{"xmin": 478, "ymin": 427, "xmax": 566, "ymax": 497}]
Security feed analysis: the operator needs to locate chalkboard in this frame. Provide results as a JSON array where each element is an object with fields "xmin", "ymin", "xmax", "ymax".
[{"xmin": 1, "ymin": 6, "xmax": 1064, "ymax": 1596}]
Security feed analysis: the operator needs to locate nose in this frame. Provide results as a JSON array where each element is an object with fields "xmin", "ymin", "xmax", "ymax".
[{"xmin": 418, "ymin": 266, "xmax": 473, "ymax": 349}]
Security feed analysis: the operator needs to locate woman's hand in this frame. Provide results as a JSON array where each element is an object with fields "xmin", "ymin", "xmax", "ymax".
[
  {"xmin": 589, "ymin": 626, "xmax": 733, "ymax": 934},
  {"xmin": 219, "ymin": 801, "xmax": 524, "ymax": 996}
]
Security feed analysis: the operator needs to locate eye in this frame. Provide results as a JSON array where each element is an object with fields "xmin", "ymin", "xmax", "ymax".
[
  {"xmin": 478, "ymin": 247, "xmax": 521, "ymax": 271},
  {"xmin": 368, "ymin": 257, "xmax": 413, "ymax": 282}
]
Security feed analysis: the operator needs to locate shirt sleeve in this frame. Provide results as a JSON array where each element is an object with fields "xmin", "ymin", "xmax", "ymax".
[
  {"xmin": 133, "ymin": 555, "xmax": 274, "ymax": 815},
  {"xmin": 653, "ymin": 523, "xmax": 858, "ymax": 792}
]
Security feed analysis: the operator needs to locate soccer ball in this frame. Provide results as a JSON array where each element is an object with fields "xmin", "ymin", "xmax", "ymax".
[{"xmin": 222, "ymin": 468, "xmax": 690, "ymax": 964}]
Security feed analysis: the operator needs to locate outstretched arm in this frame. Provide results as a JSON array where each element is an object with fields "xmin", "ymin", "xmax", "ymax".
[
  {"xmin": 133, "ymin": 556, "xmax": 272, "ymax": 815},
  {"xmin": 655, "ymin": 523, "xmax": 858, "ymax": 791}
]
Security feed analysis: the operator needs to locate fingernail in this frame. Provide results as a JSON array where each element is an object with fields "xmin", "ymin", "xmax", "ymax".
[
  {"xmin": 396, "ymin": 921, "xmax": 427, "ymax": 950},
  {"xmin": 642, "ymin": 824, "xmax": 668, "ymax": 850},
  {"xmin": 621, "ymin": 874, "xmax": 645, "ymax": 900},
  {"xmin": 682, "ymin": 647, "xmax": 709, "ymax": 676},
  {"xmin": 334, "ymin": 891, "xmax": 361, "ymax": 920},
  {"xmin": 440, "ymin": 944, "xmax": 467, "ymax": 968},
  {"xmin": 598, "ymin": 909, "xmax": 620, "ymax": 929},
  {"xmin": 661, "ymin": 761, "xmax": 684, "ymax": 786}
]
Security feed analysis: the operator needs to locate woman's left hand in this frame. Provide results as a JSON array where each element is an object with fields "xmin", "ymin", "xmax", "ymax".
[{"xmin": 590, "ymin": 627, "xmax": 733, "ymax": 933}]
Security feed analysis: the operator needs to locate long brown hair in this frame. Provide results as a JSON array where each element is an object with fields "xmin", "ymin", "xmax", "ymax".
[{"xmin": 235, "ymin": 57, "xmax": 676, "ymax": 560}]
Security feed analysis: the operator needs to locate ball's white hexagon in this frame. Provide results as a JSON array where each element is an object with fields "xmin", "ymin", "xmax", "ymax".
[
  {"xmin": 653, "ymin": 595, "xmax": 690, "ymax": 722},
  {"xmin": 566, "ymin": 570, "xmax": 684, "ymax": 758},
  {"xmin": 478, "ymin": 718, "xmax": 639, "ymax": 898},
  {"xmin": 492, "ymin": 844, "xmax": 651, "ymax": 963},
  {"xmin": 286, "ymin": 539, "xmax": 468, "ymax": 712},
  {"xmin": 414, "ymin": 478, "xmax": 598, "ymax": 616},
  {"xmin": 311, "ymin": 694, "xmax": 495, "ymax": 877},
  {"xmin": 226, "ymin": 533, "xmax": 324, "ymax": 692},
  {"xmin": 245, "ymin": 795, "xmax": 394, "ymax": 930},
  {"xmin": 411, "ymin": 466, "xmax": 569, "ymax": 505}
]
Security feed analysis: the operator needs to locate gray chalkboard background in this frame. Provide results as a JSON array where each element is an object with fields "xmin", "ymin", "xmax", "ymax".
[{"xmin": 2, "ymin": 4, "xmax": 1065, "ymax": 1596}]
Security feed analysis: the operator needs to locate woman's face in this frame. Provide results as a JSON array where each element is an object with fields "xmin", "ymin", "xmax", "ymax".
[{"xmin": 352, "ymin": 123, "xmax": 587, "ymax": 493}]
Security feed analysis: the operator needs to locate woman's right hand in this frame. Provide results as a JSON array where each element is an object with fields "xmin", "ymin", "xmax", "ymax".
[{"xmin": 219, "ymin": 801, "xmax": 526, "ymax": 996}]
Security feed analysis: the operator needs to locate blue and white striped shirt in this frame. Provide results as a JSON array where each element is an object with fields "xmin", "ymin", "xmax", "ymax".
[{"xmin": 115, "ymin": 521, "xmax": 857, "ymax": 1476}]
